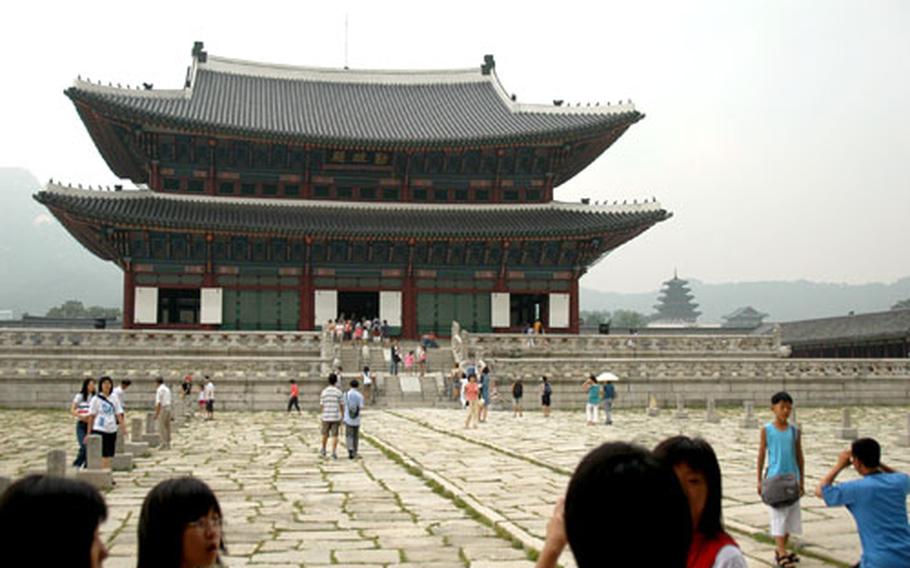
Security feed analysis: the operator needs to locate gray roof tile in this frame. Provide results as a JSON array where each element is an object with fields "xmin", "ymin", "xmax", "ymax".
[
  {"xmin": 67, "ymin": 54, "xmax": 642, "ymax": 147},
  {"xmin": 35, "ymin": 184, "xmax": 669, "ymax": 240},
  {"xmin": 781, "ymin": 309, "xmax": 910, "ymax": 345}
]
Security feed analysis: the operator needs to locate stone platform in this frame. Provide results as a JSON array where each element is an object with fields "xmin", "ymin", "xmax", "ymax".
[{"xmin": 2, "ymin": 406, "xmax": 909, "ymax": 567}]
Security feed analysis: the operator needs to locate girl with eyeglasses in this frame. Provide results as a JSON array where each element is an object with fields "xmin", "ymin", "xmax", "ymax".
[{"xmin": 138, "ymin": 477, "xmax": 226, "ymax": 568}]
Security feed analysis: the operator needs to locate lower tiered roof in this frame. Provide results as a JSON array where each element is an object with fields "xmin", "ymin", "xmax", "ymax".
[{"xmin": 36, "ymin": 182, "xmax": 669, "ymax": 242}]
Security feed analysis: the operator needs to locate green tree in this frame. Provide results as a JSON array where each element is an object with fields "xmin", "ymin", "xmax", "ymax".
[
  {"xmin": 46, "ymin": 300, "xmax": 120, "ymax": 319},
  {"xmin": 611, "ymin": 309, "xmax": 649, "ymax": 329},
  {"xmin": 580, "ymin": 309, "xmax": 612, "ymax": 325},
  {"xmin": 893, "ymin": 298, "xmax": 910, "ymax": 310}
]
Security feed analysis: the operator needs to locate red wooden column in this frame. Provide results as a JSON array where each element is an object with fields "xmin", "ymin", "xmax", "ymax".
[
  {"xmin": 569, "ymin": 276, "xmax": 580, "ymax": 334},
  {"xmin": 401, "ymin": 239, "xmax": 417, "ymax": 338},
  {"xmin": 299, "ymin": 239, "xmax": 314, "ymax": 330},
  {"xmin": 123, "ymin": 270, "xmax": 135, "ymax": 329}
]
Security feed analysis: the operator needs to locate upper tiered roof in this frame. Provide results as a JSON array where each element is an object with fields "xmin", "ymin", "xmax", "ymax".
[{"xmin": 66, "ymin": 44, "xmax": 643, "ymax": 148}]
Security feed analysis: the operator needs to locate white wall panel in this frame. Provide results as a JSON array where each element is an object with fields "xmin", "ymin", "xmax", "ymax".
[
  {"xmin": 314, "ymin": 290, "xmax": 338, "ymax": 327},
  {"xmin": 491, "ymin": 292, "xmax": 510, "ymax": 328},
  {"xmin": 549, "ymin": 293, "xmax": 570, "ymax": 328},
  {"xmin": 380, "ymin": 291, "xmax": 402, "ymax": 326},
  {"xmin": 200, "ymin": 288, "xmax": 223, "ymax": 324},
  {"xmin": 134, "ymin": 287, "xmax": 158, "ymax": 324}
]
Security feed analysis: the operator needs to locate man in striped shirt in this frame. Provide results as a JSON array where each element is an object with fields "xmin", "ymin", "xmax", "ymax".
[{"xmin": 320, "ymin": 373, "xmax": 344, "ymax": 460}]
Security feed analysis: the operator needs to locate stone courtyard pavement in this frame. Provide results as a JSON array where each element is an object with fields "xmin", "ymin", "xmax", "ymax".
[{"xmin": 1, "ymin": 405, "xmax": 909, "ymax": 567}]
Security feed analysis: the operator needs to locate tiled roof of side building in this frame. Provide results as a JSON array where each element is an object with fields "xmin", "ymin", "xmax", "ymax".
[
  {"xmin": 34, "ymin": 182, "xmax": 670, "ymax": 240},
  {"xmin": 780, "ymin": 309, "xmax": 910, "ymax": 345},
  {"xmin": 66, "ymin": 47, "xmax": 643, "ymax": 147}
]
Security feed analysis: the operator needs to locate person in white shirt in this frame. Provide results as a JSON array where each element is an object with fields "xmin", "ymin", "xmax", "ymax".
[
  {"xmin": 87, "ymin": 376, "xmax": 124, "ymax": 470},
  {"xmin": 110, "ymin": 379, "xmax": 132, "ymax": 410},
  {"xmin": 153, "ymin": 377, "xmax": 173, "ymax": 450},
  {"xmin": 203, "ymin": 376, "xmax": 216, "ymax": 420},
  {"xmin": 70, "ymin": 378, "xmax": 96, "ymax": 468}
]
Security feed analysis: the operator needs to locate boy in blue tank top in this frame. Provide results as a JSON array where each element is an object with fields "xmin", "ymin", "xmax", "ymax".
[{"xmin": 757, "ymin": 391, "xmax": 805, "ymax": 568}]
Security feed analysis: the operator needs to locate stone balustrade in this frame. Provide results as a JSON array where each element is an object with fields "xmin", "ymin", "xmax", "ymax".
[
  {"xmin": 457, "ymin": 329, "xmax": 786, "ymax": 359},
  {"xmin": 0, "ymin": 328, "xmax": 324, "ymax": 355},
  {"xmin": 486, "ymin": 356, "xmax": 910, "ymax": 408}
]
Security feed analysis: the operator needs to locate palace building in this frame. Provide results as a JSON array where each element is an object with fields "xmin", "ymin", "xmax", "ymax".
[{"xmin": 36, "ymin": 42, "xmax": 670, "ymax": 337}]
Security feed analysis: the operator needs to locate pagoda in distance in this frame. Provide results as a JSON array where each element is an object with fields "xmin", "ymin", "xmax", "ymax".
[
  {"xmin": 36, "ymin": 42, "xmax": 670, "ymax": 337},
  {"xmin": 650, "ymin": 271, "xmax": 701, "ymax": 325}
]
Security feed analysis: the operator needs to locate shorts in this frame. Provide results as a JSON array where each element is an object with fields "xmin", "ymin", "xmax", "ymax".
[
  {"xmin": 321, "ymin": 420, "xmax": 341, "ymax": 437},
  {"xmin": 205, "ymin": 400, "xmax": 214, "ymax": 412},
  {"xmin": 541, "ymin": 394, "xmax": 551, "ymax": 407},
  {"xmin": 769, "ymin": 500, "xmax": 802, "ymax": 536},
  {"xmin": 93, "ymin": 430, "xmax": 117, "ymax": 457},
  {"xmin": 198, "ymin": 400, "xmax": 206, "ymax": 408}
]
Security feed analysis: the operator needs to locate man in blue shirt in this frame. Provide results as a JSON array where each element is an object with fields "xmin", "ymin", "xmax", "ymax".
[{"xmin": 816, "ymin": 437, "xmax": 910, "ymax": 568}]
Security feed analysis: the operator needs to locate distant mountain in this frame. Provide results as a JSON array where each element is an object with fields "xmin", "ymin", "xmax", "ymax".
[
  {"xmin": 0, "ymin": 168, "xmax": 120, "ymax": 317},
  {"xmin": 581, "ymin": 277, "xmax": 910, "ymax": 323}
]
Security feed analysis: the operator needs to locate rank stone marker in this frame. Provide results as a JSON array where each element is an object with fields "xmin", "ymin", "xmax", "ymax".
[
  {"xmin": 75, "ymin": 434, "xmax": 112, "ymax": 490},
  {"xmin": 647, "ymin": 393, "xmax": 660, "ymax": 417},
  {"xmin": 838, "ymin": 408, "xmax": 858, "ymax": 440},
  {"xmin": 674, "ymin": 394, "xmax": 688, "ymax": 419},
  {"xmin": 111, "ymin": 430, "xmax": 133, "ymax": 472},
  {"xmin": 705, "ymin": 397, "xmax": 720, "ymax": 423},
  {"xmin": 46, "ymin": 449, "xmax": 66, "ymax": 477},
  {"xmin": 741, "ymin": 400, "xmax": 758, "ymax": 429}
]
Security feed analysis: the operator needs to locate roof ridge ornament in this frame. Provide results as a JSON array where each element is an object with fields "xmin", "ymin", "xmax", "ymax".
[
  {"xmin": 481, "ymin": 54, "xmax": 495, "ymax": 75},
  {"xmin": 192, "ymin": 41, "xmax": 207, "ymax": 63}
]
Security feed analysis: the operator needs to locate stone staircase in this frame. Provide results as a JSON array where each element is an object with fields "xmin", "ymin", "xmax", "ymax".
[{"xmin": 329, "ymin": 339, "xmax": 454, "ymax": 408}]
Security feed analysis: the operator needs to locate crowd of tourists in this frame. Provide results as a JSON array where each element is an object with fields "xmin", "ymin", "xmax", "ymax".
[
  {"xmin": 61, "ymin": 365, "xmax": 909, "ymax": 568},
  {"xmin": 325, "ymin": 316, "xmax": 390, "ymax": 345},
  {"xmin": 70, "ymin": 374, "xmax": 217, "ymax": 470}
]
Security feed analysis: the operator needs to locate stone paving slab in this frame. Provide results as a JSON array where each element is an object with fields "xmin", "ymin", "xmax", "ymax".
[
  {"xmin": 0, "ymin": 409, "xmax": 532, "ymax": 567},
  {"xmin": 2, "ymin": 407, "xmax": 908, "ymax": 567}
]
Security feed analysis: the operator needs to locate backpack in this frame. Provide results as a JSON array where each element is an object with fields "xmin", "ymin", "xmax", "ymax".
[
  {"xmin": 347, "ymin": 392, "xmax": 361, "ymax": 420},
  {"xmin": 543, "ymin": 382, "xmax": 552, "ymax": 396}
]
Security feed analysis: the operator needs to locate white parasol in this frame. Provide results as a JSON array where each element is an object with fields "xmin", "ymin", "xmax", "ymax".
[{"xmin": 596, "ymin": 371, "xmax": 620, "ymax": 383}]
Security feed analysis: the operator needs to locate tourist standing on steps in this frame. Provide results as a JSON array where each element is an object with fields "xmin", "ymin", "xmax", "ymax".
[
  {"xmin": 203, "ymin": 376, "xmax": 216, "ymax": 420},
  {"xmin": 583, "ymin": 374, "xmax": 600, "ymax": 425},
  {"xmin": 319, "ymin": 373, "xmax": 344, "ymax": 459},
  {"xmin": 479, "ymin": 366, "xmax": 492, "ymax": 423},
  {"xmin": 153, "ymin": 377, "xmax": 173, "ymax": 450},
  {"xmin": 70, "ymin": 377, "xmax": 96, "ymax": 468},
  {"xmin": 287, "ymin": 379, "xmax": 301, "ymax": 413},
  {"xmin": 404, "ymin": 350, "xmax": 415, "ymax": 372},
  {"xmin": 197, "ymin": 383, "xmax": 206, "ymax": 417},
  {"xmin": 361, "ymin": 366, "xmax": 374, "ymax": 404},
  {"xmin": 390, "ymin": 341, "xmax": 401, "ymax": 375},
  {"xmin": 87, "ymin": 375, "xmax": 124, "ymax": 470},
  {"xmin": 757, "ymin": 391, "xmax": 805, "ymax": 568},
  {"xmin": 816, "ymin": 438, "xmax": 910, "ymax": 568},
  {"xmin": 601, "ymin": 378, "xmax": 616, "ymax": 425},
  {"xmin": 344, "ymin": 379, "xmax": 364, "ymax": 459},
  {"xmin": 511, "ymin": 378, "xmax": 524, "ymax": 418},
  {"xmin": 540, "ymin": 376, "xmax": 552, "ymax": 417},
  {"xmin": 459, "ymin": 372, "xmax": 469, "ymax": 408},
  {"xmin": 464, "ymin": 373, "xmax": 480, "ymax": 429}
]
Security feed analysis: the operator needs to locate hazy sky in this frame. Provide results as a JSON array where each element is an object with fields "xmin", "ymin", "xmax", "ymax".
[{"xmin": 2, "ymin": 0, "xmax": 908, "ymax": 293}]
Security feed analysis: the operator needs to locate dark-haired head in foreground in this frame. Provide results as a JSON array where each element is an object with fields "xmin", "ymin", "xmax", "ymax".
[
  {"xmin": 565, "ymin": 442, "xmax": 691, "ymax": 567},
  {"xmin": 138, "ymin": 477, "xmax": 226, "ymax": 568},
  {"xmin": 653, "ymin": 435, "xmax": 725, "ymax": 537},
  {"xmin": 0, "ymin": 474, "xmax": 108, "ymax": 568}
]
